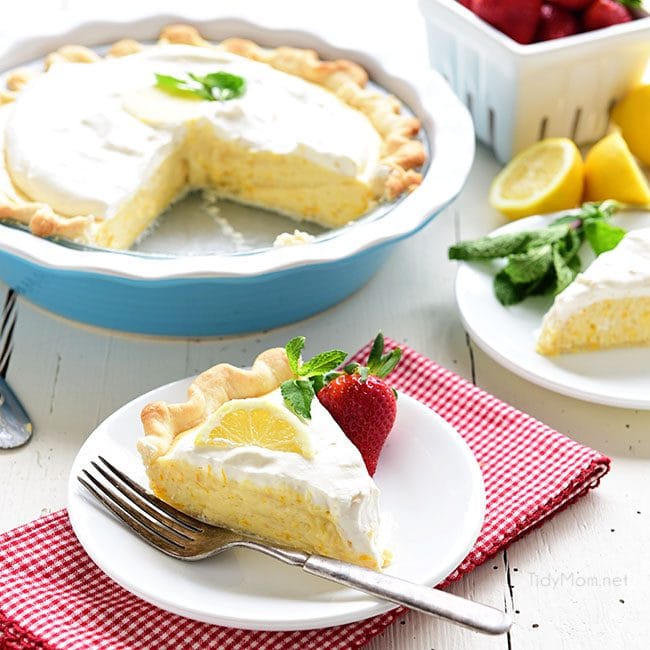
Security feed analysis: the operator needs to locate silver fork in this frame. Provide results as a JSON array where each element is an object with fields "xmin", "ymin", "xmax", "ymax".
[
  {"xmin": 79, "ymin": 457, "xmax": 512, "ymax": 635},
  {"xmin": 0, "ymin": 289, "xmax": 32, "ymax": 449}
]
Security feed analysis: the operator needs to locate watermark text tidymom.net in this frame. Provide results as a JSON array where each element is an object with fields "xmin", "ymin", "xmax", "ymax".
[{"xmin": 528, "ymin": 572, "xmax": 628, "ymax": 588}]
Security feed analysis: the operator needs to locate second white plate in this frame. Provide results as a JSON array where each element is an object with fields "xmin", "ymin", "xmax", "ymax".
[
  {"xmin": 67, "ymin": 379, "xmax": 485, "ymax": 631},
  {"xmin": 455, "ymin": 211, "xmax": 650, "ymax": 409}
]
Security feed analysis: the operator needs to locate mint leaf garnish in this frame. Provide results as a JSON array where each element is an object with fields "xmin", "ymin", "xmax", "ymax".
[
  {"xmin": 448, "ymin": 201, "xmax": 626, "ymax": 306},
  {"xmin": 155, "ymin": 70, "xmax": 246, "ymax": 102},
  {"xmin": 583, "ymin": 219, "xmax": 626, "ymax": 256},
  {"xmin": 154, "ymin": 73, "xmax": 212, "ymax": 100},
  {"xmin": 298, "ymin": 350, "xmax": 347, "ymax": 377},
  {"xmin": 552, "ymin": 246, "xmax": 578, "ymax": 295},
  {"xmin": 280, "ymin": 380, "xmax": 315, "ymax": 420},
  {"xmin": 281, "ymin": 337, "xmax": 349, "ymax": 419},
  {"xmin": 503, "ymin": 244, "xmax": 553, "ymax": 284},
  {"xmin": 280, "ymin": 333, "xmax": 400, "ymax": 418},
  {"xmin": 285, "ymin": 337, "xmax": 305, "ymax": 375},
  {"xmin": 448, "ymin": 231, "xmax": 532, "ymax": 260},
  {"xmin": 494, "ymin": 270, "xmax": 528, "ymax": 306},
  {"xmin": 310, "ymin": 374, "xmax": 326, "ymax": 394},
  {"xmin": 189, "ymin": 71, "xmax": 246, "ymax": 101}
]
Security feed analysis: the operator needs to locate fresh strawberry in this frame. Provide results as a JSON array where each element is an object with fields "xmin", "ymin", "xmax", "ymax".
[
  {"xmin": 582, "ymin": 0, "xmax": 632, "ymax": 30},
  {"xmin": 472, "ymin": 0, "xmax": 542, "ymax": 44},
  {"xmin": 317, "ymin": 333, "xmax": 401, "ymax": 476},
  {"xmin": 547, "ymin": 0, "xmax": 592, "ymax": 9},
  {"xmin": 458, "ymin": 0, "xmax": 474, "ymax": 8},
  {"xmin": 536, "ymin": 4, "xmax": 580, "ymax": 40}
]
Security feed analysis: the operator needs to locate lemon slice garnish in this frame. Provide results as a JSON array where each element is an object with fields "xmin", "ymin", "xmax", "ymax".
[
  {"xmin": 123, "ymin": 86, "xmax": 206, "ymax": 126},
  {"xmin": 195, "ymin": 398, "xmax": 312, "ymax": 459},
  {"xmin": 489, "ymin": 138, "xmax": 584, "ymax": 220}
]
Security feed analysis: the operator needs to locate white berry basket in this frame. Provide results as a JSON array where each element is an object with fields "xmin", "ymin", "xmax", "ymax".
[{"xmin": 419, "ymin": 0, "xmax": 650, "ymax": 162}]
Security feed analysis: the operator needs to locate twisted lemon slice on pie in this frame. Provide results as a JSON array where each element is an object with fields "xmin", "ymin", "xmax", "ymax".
[
  {"xmin": 0, "ymin": 24, "xmax": 424, "ymax": 249},
  {"xmin": 137, "ymin": 347, "xmax": 388, "ymax": 569}
]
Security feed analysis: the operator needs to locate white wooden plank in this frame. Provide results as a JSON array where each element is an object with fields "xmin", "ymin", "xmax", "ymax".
[
  {"xmin": 470, "ymin": 342, "xmax": 650, "ymax": 649},
  {"xmin": 0, "ymin": 291, "xmax": 113, "ymax": 530}
]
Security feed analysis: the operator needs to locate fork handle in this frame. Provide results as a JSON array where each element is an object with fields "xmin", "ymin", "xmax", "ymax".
[{"xmin": 302, "ymin": 555, "xmax": 511, "ymax": 635}]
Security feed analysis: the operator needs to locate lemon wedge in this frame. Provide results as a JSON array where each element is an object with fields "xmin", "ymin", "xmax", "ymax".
[
  {"xmin": 584, "ymin": 132, "xmax": 650, "ymax": 205},
  {"xmin": 489, "ymin": 138, "xmax": 584, "ymax": 220},
  {"xmin": 195, "ymin": 393, "xmax": 312, "ymax": 458},
  {"xmin": 611, "ymin": 85, "xmax": 650, "ymax": 166}
]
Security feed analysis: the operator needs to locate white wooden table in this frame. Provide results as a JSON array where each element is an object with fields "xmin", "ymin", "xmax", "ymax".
[{"xmin": 1, "ymin": 2, "xmax": 649, "ymax": 648}]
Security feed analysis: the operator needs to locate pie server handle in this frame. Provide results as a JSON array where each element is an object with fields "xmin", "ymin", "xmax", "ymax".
[
  {"xmin": 302, "ymin": 554, "xmax": 512, "ymax": 635},
  {"xmin": 0, "ymin": 376, "xmax": 33, "ymax": 449}
]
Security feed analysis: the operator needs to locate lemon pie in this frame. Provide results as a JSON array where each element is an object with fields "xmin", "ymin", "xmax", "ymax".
[
  {"xmin": 0, "ymin": 24, "xmax": 424, "ymax": 249},
  {"xmin": 137, "ymin": 347, "xmax": 388, "ymax": 569},
  {"xmin": 537, "ymin": 228, "xmax": 650, "ymax": 355}
]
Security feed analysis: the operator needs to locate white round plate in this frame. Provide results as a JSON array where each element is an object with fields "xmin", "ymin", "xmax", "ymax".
[
  {"xmin": 455, "ymin": 211, "xmax": 650, "ymax": 409},
  {"xmin": 68, "ymin": 380, "xmax": 485, "ymax": 631}
]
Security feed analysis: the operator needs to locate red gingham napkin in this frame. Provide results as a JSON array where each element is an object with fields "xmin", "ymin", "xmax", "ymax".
[{"xmin": 0, "ymin": 339, "xmax": 610, "ymax": 650}]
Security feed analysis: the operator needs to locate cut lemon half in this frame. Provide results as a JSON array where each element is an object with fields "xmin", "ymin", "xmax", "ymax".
[
  {"xmin": 489, "ymin": 138, "xmax": 584, "ymax": 220},
  {"xmin": 584, "ymin": 132, "xmax": 650, "ymax": 205},
  {"xmin": 195, "ymin": 394, "xmax": 312, "ymax": 458}
]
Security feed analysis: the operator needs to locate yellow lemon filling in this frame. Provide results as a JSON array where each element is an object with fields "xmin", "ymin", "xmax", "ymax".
[{"xmin": 151, "ymin": 460, "xmax": 379, "ymax": 567}]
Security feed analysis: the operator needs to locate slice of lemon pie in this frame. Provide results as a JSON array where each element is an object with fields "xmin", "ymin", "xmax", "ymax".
[
  {"xmin": 0, "ymin": 24, "xmax": 424, "ymax": 249},
  {"xmin": 137, "ymin": 347, "xmax": 388, "ymax": 569},
  {"xmin": 537, "ymin": 228, "xmax": 650, "ymax": 355}
]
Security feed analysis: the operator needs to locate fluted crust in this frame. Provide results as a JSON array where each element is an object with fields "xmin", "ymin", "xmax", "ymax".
[{"xmin": 138, "ymin": 347, "xmax": 294, "ymax": 466}]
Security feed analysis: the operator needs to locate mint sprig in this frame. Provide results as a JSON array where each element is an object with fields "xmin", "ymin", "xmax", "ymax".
[
  {"xmin": 154, "ymin": 70, "xmax": 246, "ymax": 102},
  {"xmin": 280, "ymin": 333, "xmax": 402, "ymax": 419},
  {"xmin": 281, "ymin": 337, "xmax": 347, "ymax": 419},
  {"xmin": 449, "ymin": 201, "xmax": 626, "ymax": 306}
]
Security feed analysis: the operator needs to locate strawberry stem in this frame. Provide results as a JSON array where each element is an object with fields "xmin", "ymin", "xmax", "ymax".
[{"xmin": 366, "ymin": 332, "xmax": 402, "ymax": 379}]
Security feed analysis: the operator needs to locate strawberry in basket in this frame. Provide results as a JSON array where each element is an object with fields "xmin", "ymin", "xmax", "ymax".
[{"xmin": 459, "ymin": 0, "xmax": 639, "ymax": 43}]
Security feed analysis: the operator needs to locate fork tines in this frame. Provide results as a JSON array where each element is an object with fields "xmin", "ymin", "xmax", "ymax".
[{"xmin": 78, "ymin": 456, "xmax": 202, "ymax": 557}]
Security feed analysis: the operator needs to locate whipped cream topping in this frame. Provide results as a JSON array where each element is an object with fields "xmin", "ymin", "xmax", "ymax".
[
  {"xmin": 4, "ymin": 45, "xmax": 383, "ymax": 219},
  {"xmin": 543, "ymin": 228, "xmax": 650, "ymax": 323},
  {"xmin": 166, "ymin": 387, "xmax": 386, "ymax": 565}
]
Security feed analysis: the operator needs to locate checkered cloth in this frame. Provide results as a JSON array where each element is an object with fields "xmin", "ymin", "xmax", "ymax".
[{"xmin": 0, "ymin": 339, "xmax": 610, "ymax": 650}]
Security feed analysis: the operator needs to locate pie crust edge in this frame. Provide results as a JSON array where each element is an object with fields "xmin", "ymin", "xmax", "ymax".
[{"xmin": 137, "ymin": 346, "xmax": 294, "ymax": 468}]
